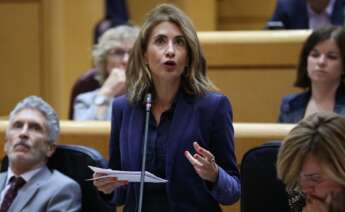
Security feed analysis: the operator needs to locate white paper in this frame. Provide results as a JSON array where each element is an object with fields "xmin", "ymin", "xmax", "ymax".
[{"xmin": 87, "ymin": 166, "xmax": 168, "ymax": 183}]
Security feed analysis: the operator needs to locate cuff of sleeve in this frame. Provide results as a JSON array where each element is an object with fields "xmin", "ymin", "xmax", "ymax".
[{"xmin": 209, "ymin": 166, "xmax": 241, "ymax": 205}]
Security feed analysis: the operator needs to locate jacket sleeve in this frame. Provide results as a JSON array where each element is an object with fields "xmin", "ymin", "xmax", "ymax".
[{"xmin": 208, "ymin": 95, "xmax": 241, "ymax": 205}]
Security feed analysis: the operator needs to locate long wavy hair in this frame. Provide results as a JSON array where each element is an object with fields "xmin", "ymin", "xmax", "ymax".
[{"xmin": 126, "ymin": 4, "xmax": 216, "ymax": 104}]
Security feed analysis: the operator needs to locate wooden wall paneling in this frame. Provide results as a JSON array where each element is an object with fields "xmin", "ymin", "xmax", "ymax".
[
  {"xmin": 0, "ymin": 0, "xmax": 42, "ymax": 117},
  {"xmin": 217, "ymin": 0, "xmax": 277, "ymax": 30},
  {"xmin": 41, "ymin": 0, "xmax": 103, "ymax": 119},
  {"xmin": 199, "ymin": 30, "xmax": 310, "ymax": 122},
  {"xmin": 127, "ymin": 0, "xmax": 216, "ymax": 30}
]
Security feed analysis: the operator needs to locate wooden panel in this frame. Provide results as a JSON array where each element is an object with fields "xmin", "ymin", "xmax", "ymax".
[
  {"xmin": 0, "ymin": 0, "xmax": 41, "ymax": 117},
  {"xmin": 217, "ymin": 0, "xmax": 276, "ymax": 30},
  {"xmin": 209, "ymin": 68, "xmax": 299, "ymax": 122},
  {"xmin": 171, "ymin": 0, "xmax": 216, "ymax": 30},
  {"xmin": 127, "ymin": 0, "xmax": 168, "ymax": 25},
  {"xmin": 41, "ymin": 0, "xmax": 103, "ymax": 119},
  {"xmin": 199, "ymin": 30, "xmax": 309, "ymax": 66},
  {"xmin": 127, "ymin": 0, "xmax": 216, "ymax": 30},
  {"xmin": 198, "ymin": 30, "xmax": 310, "ymax": 122}
]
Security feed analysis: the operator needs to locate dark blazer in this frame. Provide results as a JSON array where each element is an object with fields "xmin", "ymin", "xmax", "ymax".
[
  {"xmin": 268, "ymin": 0, "xmax": 345, "ymax": 29},
  {"xmin": 107, "ymin": 91, "xmax": 240, "ymax": 212},
  {"xmin": 278, "ymin": 89, "xmax": 345, "ymax": 123}
]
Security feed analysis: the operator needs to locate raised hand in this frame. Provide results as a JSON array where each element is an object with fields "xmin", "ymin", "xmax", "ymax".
[{"xmin": 185, "ymin": 142, "xmax": 219, "ymax": 183}]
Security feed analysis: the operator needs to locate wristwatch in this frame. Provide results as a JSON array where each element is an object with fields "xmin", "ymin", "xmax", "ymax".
[{"xmin": 94, "ymin": 95, "xmax": 111, "ymax": 106}]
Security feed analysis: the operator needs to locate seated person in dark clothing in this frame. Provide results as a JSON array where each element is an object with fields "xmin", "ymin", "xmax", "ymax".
[
  {"xmin": 267, "ymin": 0, "xmax": 344, "ymax": 29},
  {"xmin": 73, "ymin": 25, "xmax": 139, "ymax": 121},
  {"xmin": 278, "ymin": 26, "xmax": 345, "ymax": 123}
]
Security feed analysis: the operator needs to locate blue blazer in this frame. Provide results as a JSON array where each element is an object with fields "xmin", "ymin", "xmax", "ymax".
[
  {"xmin": 278, "ymin": 89, "xmax": 345, "ymax": 123},
  {"xmin": 268, "ymin": 0, "xmax": 344, "ymax": 29},
  {"xmin": 107, "ymin": 91, "xmax": 240, "ymax": 211}
]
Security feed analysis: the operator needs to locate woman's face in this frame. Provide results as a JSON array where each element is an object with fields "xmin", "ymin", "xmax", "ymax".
[
  {"xmin": 307, "ymin": 39, "xmax": 343, "ymax": 86},
  {"xmin": 299, "ymin": 153, "xmax": 342, "ymax": 200},
  {"xmin": 145, "ymin": 21, "xmax": 188, "ymax": 85},
  {"xmin": 105, "ymin": 40, "xmax": 134, "ymax": 74}
]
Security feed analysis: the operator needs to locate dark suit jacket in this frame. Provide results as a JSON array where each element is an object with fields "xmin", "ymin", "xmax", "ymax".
[
  {"xmin": 278, "ymin": 89, "xmax": 345, "ymax": 123},
  {"xmin": 268, "ymin": 0, "xmax": 345, "ymax": 29},
  {"xmin": 107, "ymin": 91, "xmax": 240, "ymax": 212}
]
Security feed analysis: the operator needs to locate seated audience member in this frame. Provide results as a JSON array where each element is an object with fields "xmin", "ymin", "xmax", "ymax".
[
  {"xmin": 277, "ymin": 112, "xmax": 345, "ymax": 212},
  {"xmin": 267, "ymin": 0, "xmax": 345, "ymax": 29},
  {"xmin": 0, "ymin": 96, "xmax": 81, "ymax": 212},
  {"xmin": 73, "ymin": 25, "xmax": 139, "ymax": 121},
  {"xmin": 278, "ymin": 26, "xmax": 345, "ymax": 123}
]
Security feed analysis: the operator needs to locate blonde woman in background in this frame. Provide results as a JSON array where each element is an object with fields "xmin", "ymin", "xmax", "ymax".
[
  {"xmin": 277, "ymin": 112, "xmax": 345, "ymax": 212},
  {"xmin": 73, "ymin": 25, "xmax": 139, "ymax": 120}
]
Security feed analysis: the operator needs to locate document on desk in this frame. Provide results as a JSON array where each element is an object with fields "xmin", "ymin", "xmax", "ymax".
[{"xmin": 87, "ymin": 166, "xmax": 168, "ymax": 183}]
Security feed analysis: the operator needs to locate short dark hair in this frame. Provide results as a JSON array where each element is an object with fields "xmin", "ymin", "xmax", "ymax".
[{"xmin": 295, "ymin": 26, "xmax": 345, "ymax": 88}]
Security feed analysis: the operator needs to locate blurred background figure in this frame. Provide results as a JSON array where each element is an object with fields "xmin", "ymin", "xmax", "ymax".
[
  {"xmin": 278, "ymin": 26, "xmax": 345, "ymax": 123},
  {"xmin": 266, "ymin": 0, "xmax": 345, "ymax": 29},
  {"xmin": 73, "ymin": 25, "xmax": 139, "ymax": 121},
  {"xmin": 277, "ymin": 112, "xmax": 345, "ymax": 212},
  {"xmin": 93, "ymin": 0, "xmax": 129, "ymax": 44}
]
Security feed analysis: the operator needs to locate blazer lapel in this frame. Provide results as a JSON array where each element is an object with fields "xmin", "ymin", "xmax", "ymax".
[
  {"xmin": 128, "ymin": 104, "xmax": 145, "ymax": 171},
  {"xmin": 10, "ymin": 166, "xmax": 51, "ymax": 212},
  {"xmin": 166, "ymin": 93, "xmax": 193, "ymax": 178}
]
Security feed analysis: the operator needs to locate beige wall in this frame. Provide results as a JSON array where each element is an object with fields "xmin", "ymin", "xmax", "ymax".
[
  {"xmin": 200, "ymin": 30, "xmax": 310, "ymax": 122},
  {"xmin": 127, "ymin": 0, "xmax": 275, "ymax": 30},
  {"xmin": 0, "ymin": 0, "xmax": 103, "ymax": 119},
  {"xmin": 217, "ymin": 0, "xmax": 276, "ymax": 30},
  {"xmin": 0, "ymin": 1, "xmax": 42, "ymax": 116}
]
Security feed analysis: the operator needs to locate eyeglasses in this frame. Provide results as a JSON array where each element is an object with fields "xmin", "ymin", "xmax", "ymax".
[
  {"xmin": 299, "ymin": 173, "xmax": 326, "ymax": 187},
  {"xmin": 107, "ymin": 48, "xmax": 130, "ymax": 59}
]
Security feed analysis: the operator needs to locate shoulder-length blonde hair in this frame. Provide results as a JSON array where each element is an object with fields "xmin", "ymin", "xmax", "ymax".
[
  {"xmin": 126, "ymin": 4, "xmax": 216, "ymax": 103},
  {"xmin": 277, "ymin": 112, "xmax": 345, "ymax": 191}
]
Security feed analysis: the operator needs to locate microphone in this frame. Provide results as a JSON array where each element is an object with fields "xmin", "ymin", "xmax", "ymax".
[{"xmin": 138, "ymin": 93, "xmax": 152, "ymax": 212}]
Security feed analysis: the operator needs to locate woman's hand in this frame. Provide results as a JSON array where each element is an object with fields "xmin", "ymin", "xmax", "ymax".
[
  {"xmin": 302, "ymin": 195, "xmax": 331, "ymax": 212},
  {"xmin": 99, "ymin": 68, "xmax": 126, "ymax": 97},
  {"xmin": 185, "ymin": 142, "xmax": 219, "ymax": 183},
  {"xmin": 303, "ymin": 190, "xmax": 345, "ymax": 212},
  {"xmin": 93, "ymin": 172, "xmax": 128, "ymax": 194}
]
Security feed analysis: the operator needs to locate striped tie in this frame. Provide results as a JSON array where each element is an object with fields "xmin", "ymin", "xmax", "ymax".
[{"xmin": 0, "ymin": 177, "xmax": 26, "ymax": 212}]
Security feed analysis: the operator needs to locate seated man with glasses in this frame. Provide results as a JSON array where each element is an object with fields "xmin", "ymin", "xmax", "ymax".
[
  {"xmin": 277, "ymin": 112, "xmax": 345, "ymax": 212},
  {"xmin": 73, "ymin": 25, "xmax": 139, "ymax": 121},
  {"xmin": 0, "ymin": 96, "xmax": 81, "ymax": 212}
]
